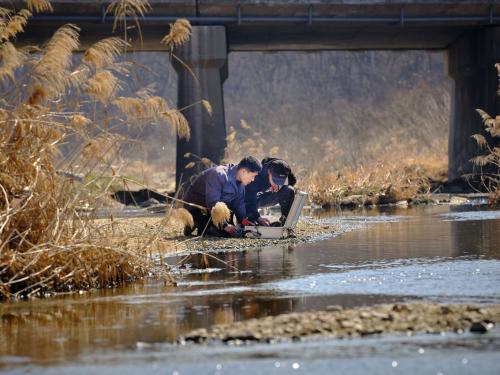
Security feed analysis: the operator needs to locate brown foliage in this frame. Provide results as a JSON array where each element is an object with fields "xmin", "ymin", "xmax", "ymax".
[
  {"xmin": 0, "ymin": 1, "xmax": 194, "ymax": 299},
  {"xmin": 469, "ymin": 64, "xmax": 500, "ymax": 205}
]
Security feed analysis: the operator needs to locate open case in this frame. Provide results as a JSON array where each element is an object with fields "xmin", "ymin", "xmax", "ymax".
[{"xmin": 244, "ymin": 191, "xmax": 308, "ymax": 239}]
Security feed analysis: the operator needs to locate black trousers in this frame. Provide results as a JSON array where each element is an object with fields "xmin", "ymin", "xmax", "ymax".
[{"xmin": 256, "ymin": 186, "xmax": 295, "ymax": 219}]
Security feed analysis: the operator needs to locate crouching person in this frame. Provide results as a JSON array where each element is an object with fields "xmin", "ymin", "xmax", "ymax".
[
  {"xmin": 182, "ymin": 156, "xmax": 262, "ymax": 237},
  {"xmin": 245, "ymin": 157, "xmax": 297, "ymax": 226}
]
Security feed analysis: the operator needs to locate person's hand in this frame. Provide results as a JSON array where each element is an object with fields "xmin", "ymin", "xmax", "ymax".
[
  {"xmin": 223, "ymin": 224, "xmax": 237, "ymax": 236},
  {"xmin": 257, "ymin": 217, "xmax": 271, "ymax": 226},
  {"xmin": 269, "ymin": 184, "xmax": 280, "ymax": 193},
  {"xmin": 240, "ymin": 218, "xmax": 254, "ymax": 226}
]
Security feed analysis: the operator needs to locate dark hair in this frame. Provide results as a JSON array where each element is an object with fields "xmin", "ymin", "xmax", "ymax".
[{"xmin": 237, "ymin": 156, "xmax": 262, "ymax": 173}]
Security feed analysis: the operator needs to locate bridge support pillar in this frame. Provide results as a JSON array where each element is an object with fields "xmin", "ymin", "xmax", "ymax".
[
  {"xmin": 447, "ymin": 27, "xmax": 500, "ymax": 182},
  {"xmin": 172, "ymin": 25, "xmax": 228, "ymax": 191}
]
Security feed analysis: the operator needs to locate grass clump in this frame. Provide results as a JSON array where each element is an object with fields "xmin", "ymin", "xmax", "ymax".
[
  {"xmin": 303, "ymin": 152, "xmax": 446, "ymax": 208},
  {"xmin": 0, "ymin": 1, "xmax": 194, "ymax": 299},
  {"xmin": 225, "ymin": 120, "xmax": 447, "ymax": 208},
  {"xmin": 470, "ymin": 64, "xmax": 500, "ymax": 206}
]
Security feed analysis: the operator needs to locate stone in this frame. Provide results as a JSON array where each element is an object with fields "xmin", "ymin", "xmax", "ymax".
[
  {"xmin": 470, "ymin": 321, "xmax": 494, "ymax": 333},
  {"xmin": 450, "ymin": 196, "xmax": 468, "ymax": 205}
]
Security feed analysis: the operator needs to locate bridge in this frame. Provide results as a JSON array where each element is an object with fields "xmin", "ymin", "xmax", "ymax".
[{"xmin": 9, "ymin": 0, "xmax": 500, "ymax": 187}]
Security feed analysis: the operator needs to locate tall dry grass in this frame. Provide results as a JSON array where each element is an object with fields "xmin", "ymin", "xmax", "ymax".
[
  {"xmin": 0, "ymin": 2, "xmax": 195, "ymax": 298},
  {"xmin": 225, "ymin": 119, "xmax": 447, "ymax": 207},
  {"xmin": 470, "ymin": 64, "xmax": 500, "ymax": 206}
]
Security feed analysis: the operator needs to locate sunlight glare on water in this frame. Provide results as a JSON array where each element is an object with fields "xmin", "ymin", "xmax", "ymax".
[{"xmin": 262, "ymin": 258, "xmax": 500, "ymax": 303}]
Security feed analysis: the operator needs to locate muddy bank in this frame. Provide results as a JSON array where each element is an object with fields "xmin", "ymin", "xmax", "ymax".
[{"xmin": 181, "ymin": 303, "xmax": 499, "ymax": 344}]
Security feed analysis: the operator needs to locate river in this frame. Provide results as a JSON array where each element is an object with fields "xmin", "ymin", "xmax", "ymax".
[{"xmin": 1, "ymin": 204, "xmax": 499, "ymax": 374}]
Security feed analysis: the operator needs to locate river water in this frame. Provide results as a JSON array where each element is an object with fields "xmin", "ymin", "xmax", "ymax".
[{"xmin": 1, "ymin": 204, "xmax": 500, "ymax": 374}]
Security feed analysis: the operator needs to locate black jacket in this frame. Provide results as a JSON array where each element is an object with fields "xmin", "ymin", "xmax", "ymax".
[{"xmin": 244, "ymin": 158, "xmax": 296, "ymax": 221}]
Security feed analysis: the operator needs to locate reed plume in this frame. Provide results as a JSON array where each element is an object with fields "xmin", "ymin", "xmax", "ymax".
[
  {"xmin": 86, "ymin": 69, "xmax": 121, "ymax": 103},
  {"xmin": 0, "ymin": 42, "xmax": 25, "ymax": 81},
  {"xmin": 83, "ymin": 37, "xmax": 129, "ymax": 69},
  {"xmin": 26, "ymin": 0, "xmax": 53, "ymax": 13},
  {"xmin": 29, "ymin": 24, "xmax": 79, "ymax": 103},
  {"xmin": 161, "ymin": 19, "xmax": 192, "ymax": 49},
  {"xmin": 211, "ymin": 202, "xmax": 230, "ymax": 228},
  {"xmin": 165, "ymin": 208, "xmax": 194, "ymax": 229},
  {"xmin": 106, "ymin": 0, "xmax": 151, "ymax": 37},
  {"xmin": 163, "ymin": 110, "xmax": 190, "ymax": 140},
  {"xmin": 0, "ymin": 9, "xmax": 31, "ymax": 42},
  {"xmin": 202, "ymin": 99, "xmax": 212, "ymax": 116}
]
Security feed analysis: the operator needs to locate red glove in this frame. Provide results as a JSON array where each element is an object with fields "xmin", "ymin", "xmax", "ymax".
[
  {"xmin": 224, "ymin": 224, "xmax": 238, "ymax": 236},
  {"xmin": 240, "ymin": 218, "xmax": 254, "ymax": 226}
]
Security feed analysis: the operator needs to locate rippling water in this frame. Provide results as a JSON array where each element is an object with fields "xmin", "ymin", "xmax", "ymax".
[
  {"xmin": 263, "ymin": 258, "xmax": 500, "ymax": 303},
  {"xmin": 1, "ymin": 204, "xmax": 499, "ymax": 374}
]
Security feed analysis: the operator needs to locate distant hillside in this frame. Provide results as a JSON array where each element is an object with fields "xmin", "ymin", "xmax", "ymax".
[{"xmin": 223, "ymin": 50, "xmax": 449, "ymax": 172}]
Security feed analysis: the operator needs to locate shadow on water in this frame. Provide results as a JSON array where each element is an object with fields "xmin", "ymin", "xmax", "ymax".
[{"xmin": 1, "ymin": 204, "xmax": 499, "ymax": 370}]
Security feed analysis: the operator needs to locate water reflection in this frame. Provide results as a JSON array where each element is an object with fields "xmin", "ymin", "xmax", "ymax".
[{"xmin": 1, "ymin": 205, "xmax": 499, "ymax": 367}]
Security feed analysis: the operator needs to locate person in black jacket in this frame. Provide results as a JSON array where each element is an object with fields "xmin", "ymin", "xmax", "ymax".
[{"xmin": 244, "ymin": 157, "xmax": 297, "ymax": 226}]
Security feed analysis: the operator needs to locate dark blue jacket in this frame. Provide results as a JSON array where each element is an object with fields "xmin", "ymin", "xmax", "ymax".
[
  {"xmin": 183, "ymin": 164, "xmax": 247, "ymax": 221},
  {"xmin": 245, "ymin": 162, "xmax": 273, "ymax": 221}
]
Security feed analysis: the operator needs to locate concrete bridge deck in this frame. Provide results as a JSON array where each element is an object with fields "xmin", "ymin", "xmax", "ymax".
[{"xmin": 10, "ymin": 0, "xmax": 500, "ymax": 50}]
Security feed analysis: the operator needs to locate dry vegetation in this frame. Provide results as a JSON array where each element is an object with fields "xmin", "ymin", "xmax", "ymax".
[
  {"xmin": 223, "ymin": 55, "xmax": 450, "ymax": 208},
  {"xmin": 226, "ymin": 121, "xmax": 447, "ymax": 208},
  {"xmin": 470, "ymin": 64, "xmax": 500, "ymax": 206},
  {"xmin": 302, "ymin": 140, "xmax": 447, "ymax": 208},
  {"xmin": 0, "ymin": 1, "xmax": 198, "ymax": 299}
]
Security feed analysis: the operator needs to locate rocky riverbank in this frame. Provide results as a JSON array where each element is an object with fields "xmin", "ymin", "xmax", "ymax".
[
  {"xmin": 106, "ymin": 216, "xmax": 344, "ymax": 256},
  {"xmin": 181, "ymin": 303, "xmax": 499, "ymax": 344}
]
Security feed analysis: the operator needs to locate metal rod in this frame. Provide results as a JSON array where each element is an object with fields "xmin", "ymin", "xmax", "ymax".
[{"xmin": 30, "ymin": 14, "xmax": 500, "ymax": 25}]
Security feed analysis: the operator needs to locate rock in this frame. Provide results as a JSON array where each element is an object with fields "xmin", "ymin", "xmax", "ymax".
[
  {"xmin": 340, "ymin": 195, "xmax": 365, "ymax": 207},
  {"xmin": 470, "ymin": 321, "xmax": 494, "ymax": 333},
  {"xmin": 440, "ymin": 306, "xmax": 452, "ymax": 314},
  {"xmin": 326, "ymin": 305, "xmax": 343, "ymax": 312},
  {"xmin": 360, "ymin": 311, "xmax": 372, "ymax": 319},
  {"xmin": 339, "ymin": 320, "xmax": 355, "ymax": 329},
  {"xmin": 450, "ymin": 196, "xmax": 468, "ymax": 205}
]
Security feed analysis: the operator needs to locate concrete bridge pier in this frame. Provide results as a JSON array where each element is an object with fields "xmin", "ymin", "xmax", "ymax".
[
  {"xmin": 448, "ymin": 28, "xmax": 500, "ymax": 182},
  {"xmin": 172, "ymin": 25, "xmax": 228, "ymax": 190}
]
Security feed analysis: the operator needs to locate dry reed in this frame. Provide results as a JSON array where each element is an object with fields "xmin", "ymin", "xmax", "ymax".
[
  {"xmin": 470, "ymin": 65, "xmax": 500, "ymax": 205},
  {"xmin": 225, "ymin": 119, "xmax": 447, "ymax": 208},
  {"xmin": 161, "ymin": 19, "xmax": 192, "ymax": 50},
  {"xmin": 26, "ymin": 0, "xmax": 53, "ymax": 13},
  {"xmin": 0, "ymin": 1, "xmax": 194, "ymax": 299},
  {"xmin": 162, "ymin": 207, "xmax": 194, "ymax": 231},
  {"xmin": 211, "ymin": 202, "xmax": 231, "ymax": 228}
]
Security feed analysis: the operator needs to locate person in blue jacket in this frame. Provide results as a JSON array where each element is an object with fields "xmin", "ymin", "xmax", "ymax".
[
  {"xmin": 245, "ymin": 157, "xmax": 297, "ymax": 226},
  {"xmin": 183, "ymin": 156, "xmax": 262, "ymax": 237}
]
